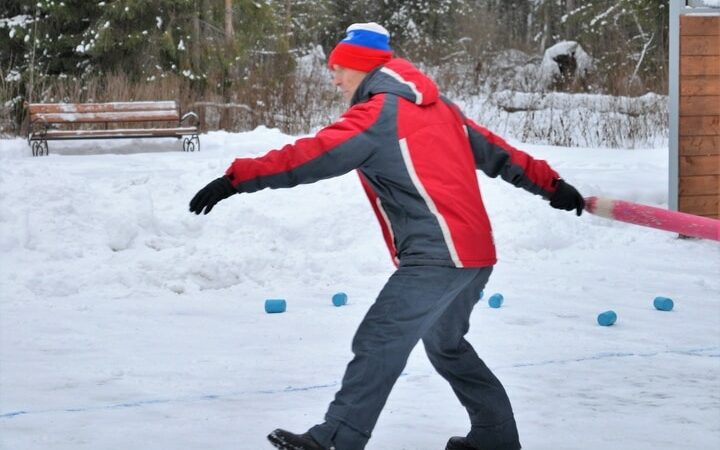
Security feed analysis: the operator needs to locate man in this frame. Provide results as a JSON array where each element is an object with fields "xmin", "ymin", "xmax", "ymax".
[{"xmin": 189, "ymin": 22, "xmax": 584, "ymax": 450}]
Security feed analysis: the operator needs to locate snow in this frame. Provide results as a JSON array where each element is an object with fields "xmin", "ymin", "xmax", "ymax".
[
  {"xmin": 691, "ymin": 0, "xmax": 720, "ymax": 7},
  {"xmin": 542, "ymin": 41, "xmax": 593, "ymax": 75},
  {"xmin": 456, "ymin": 92, "xmax": 666, "ymax": 149},
  {"xmin": 6, "ymin": 70, "xmax": 21, "ymax": 83},
  {"xmin": 489, "ymin": 90, "xmax": 663, "ymax": 116},
  {"xmin": 296, "ymin": 45, "xmax": 327, "ymax": 78},
  {"xmin": 0, "ymin": 15, "xmax": 33, "ymax": 29},
  {"xmin": 0, "ymin": 130, "xmax": 718, "ymax": 450},
  {"xmin": 589, "ymin": 4, "xmax": 620, "ymax": 27}
]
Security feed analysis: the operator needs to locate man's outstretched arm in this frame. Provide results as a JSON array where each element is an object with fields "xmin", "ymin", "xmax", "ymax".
[
  {"xmin": 464, "ymin": 118, "xmax": 584, "ymax": 215},
  {"xmin": 189, "ymin": 96, "xmax": 385, "ymax": 215}
]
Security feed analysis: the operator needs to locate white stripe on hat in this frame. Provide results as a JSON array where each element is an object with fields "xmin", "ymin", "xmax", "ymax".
[
  {"xmin": 346, "ymin": 22, "xmax": 389, "ymax": 37},
  {"xmin": 379, "ymin": 67, "xmax": 423, "ymax": 105},
  {"xmin": 398, "ymin": 138, "xmax": 463, "ymax": 268}
]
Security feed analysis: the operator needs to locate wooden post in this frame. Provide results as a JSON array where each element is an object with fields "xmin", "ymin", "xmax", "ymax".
[{"xmin": 679, "ymin": 13, "xmax": 720, "ymax": 218}]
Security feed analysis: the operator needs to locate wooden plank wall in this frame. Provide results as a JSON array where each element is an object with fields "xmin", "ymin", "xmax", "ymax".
[{"xmin": 679, "ymin": 15, "xmax": 720, "ymax": 219}]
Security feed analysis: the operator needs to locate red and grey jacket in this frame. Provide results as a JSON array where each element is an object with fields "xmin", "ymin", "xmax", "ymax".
[{"xmin": 225, "ymin": 58, "xmax": 560, "ymax": 268}]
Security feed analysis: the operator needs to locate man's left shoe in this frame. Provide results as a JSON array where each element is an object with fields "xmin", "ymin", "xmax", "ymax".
[
  {"xmin": 267, "ymin": 429, "xmax": 327, "ymax": 450},
  {"xmin": 445, "ymin": 436, "xmax": 480, "ymax": 450}
]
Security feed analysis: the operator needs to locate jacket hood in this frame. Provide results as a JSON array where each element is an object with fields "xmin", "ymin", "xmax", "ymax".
[{"xmin": 351, "ymin": 58, "xmax": 439, "ymax": 107}]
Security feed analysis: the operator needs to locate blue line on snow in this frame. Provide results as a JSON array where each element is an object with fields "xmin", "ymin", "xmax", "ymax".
[
  {"xmin": 1, "ymin": 346, "xmax": 717, "ymax": 420},
  {"xmin": 0, "ymin": 381, "xmax": 341, "ymax": 420},
  {"xmin": 0, "ymin": 411, "xmax": 28, "ymax": 418},
  {"xmin": 503, "ymin": 346, "xmax": 719, "ymax": 370}
]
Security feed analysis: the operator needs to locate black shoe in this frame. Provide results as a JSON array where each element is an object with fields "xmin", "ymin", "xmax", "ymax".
[
  {"xmin": 267, "ymin": 429, "xmax": 326, "ymax": 450},
  {"xmin": 445, "ymin": 436, "xmax": 480, "ymax": 450},
  {"xmin": 446, "ymin": 436, "xmax": 521, "ymax": 450}
]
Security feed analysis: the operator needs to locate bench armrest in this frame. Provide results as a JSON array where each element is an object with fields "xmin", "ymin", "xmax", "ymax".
[
  {"xmin": 180, "ymin": 111, "xmax": 199, "ymax": 126},
  {"xmin": 27, "ymin": 118, "xmax": 50, "ymax": 144}
]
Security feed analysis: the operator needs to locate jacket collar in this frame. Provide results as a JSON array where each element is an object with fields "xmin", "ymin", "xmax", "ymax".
[{"xmin": 350, "ymin": 58, "xmax": 439, "ymax": 107}]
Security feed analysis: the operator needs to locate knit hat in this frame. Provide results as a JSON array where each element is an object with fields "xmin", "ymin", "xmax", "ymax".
[{"xmin": 328, "ymin": 22, "xmax": 393, "ymax": 72}]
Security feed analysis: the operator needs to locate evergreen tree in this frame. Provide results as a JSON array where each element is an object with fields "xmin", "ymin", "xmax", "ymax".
[
  {"xmin": 82, "ymin": 1, "xmax": 200, "ymax": 79},
  {"xmin": 0, "ymin": 0, "xmax": 29, "ymax": 75},
  {"xmin": 1, "ymin": 1, "xmax": 102, "ymax": 77},
  {"xmin": 385, "ymin": 0, "xmax": 473, "ymax": 61},
  {"xmin": 0, "ymin": 0, "xmax": 673, "ymax": 131}
]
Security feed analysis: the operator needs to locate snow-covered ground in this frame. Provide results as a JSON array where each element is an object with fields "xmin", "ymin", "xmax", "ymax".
[{"xmin": 0, "ymin": 130, "xmax": 718, "ymax": 450}]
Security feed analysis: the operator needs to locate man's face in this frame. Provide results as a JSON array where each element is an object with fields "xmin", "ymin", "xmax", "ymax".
[{"xmin": 332, "ymin": 65, "xmax": 368, "ymax": 102}]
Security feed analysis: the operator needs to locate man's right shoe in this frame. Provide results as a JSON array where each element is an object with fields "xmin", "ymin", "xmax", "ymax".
[
  {"xmin": 445, "ymin": 436, "xmax": 480, "ymax": 450},
  {"xmin": 267, "ymin": 429, "xmax": 327, "ymax": 450}
]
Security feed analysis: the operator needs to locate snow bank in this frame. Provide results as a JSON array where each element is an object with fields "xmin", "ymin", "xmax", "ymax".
[
  {"xmin": 0, "ymin": 130, "xmax": 718, "ymax": 450},
  {"xmin": 457, "ymin": 91, "xmax": 667, "ymax": 149}
]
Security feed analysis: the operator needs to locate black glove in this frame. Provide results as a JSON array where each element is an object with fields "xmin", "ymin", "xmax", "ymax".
[
  {"xmin": 550, "ymin": 179, "xmax": 585, "ymax": 216},
  {"xmin": 189, "ymin": 176, "xmax": 237, "ymax": 215}
]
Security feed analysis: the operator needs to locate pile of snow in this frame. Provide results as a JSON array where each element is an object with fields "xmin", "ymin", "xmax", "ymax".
[
  {"xmin": 539, "ymin": 41, "xmax": 594, "ymax": 89},
  {"xmin": 455, "ymin": 44, "xmax": 594, "ymax": 95},
  {"xmin": 0, "ymin": 130, "xmax": 718, "ymax": 450}
]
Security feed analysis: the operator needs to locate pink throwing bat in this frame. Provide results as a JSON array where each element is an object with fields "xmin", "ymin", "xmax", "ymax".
[{"xmin": 584, "ymin": 196, "xmax": 720, "ymax": 241}]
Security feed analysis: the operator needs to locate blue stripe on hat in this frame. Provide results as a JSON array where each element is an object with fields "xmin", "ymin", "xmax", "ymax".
[{"xmin": 342, "ymin": 29, "xmax": 392, "ymax": 51}]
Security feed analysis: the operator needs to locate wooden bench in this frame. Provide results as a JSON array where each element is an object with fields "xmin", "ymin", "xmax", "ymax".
[{"xmin": 27, "ymin": 101, "xmax": 199, "ymax": 156}]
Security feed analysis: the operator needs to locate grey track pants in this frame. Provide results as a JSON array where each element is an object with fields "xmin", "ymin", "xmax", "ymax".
[{"xmin": 308, "ymin": 265, "xmax": 520, "ymax": 450}]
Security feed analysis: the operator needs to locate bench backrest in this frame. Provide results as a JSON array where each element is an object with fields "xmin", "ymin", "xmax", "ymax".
[{"xmin": 28, "ymin": 101, "xmax": 181, "ymax": 124}]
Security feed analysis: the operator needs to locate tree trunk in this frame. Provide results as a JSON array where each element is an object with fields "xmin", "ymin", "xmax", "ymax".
[
  {"xmin": 192, "ymin": 0, "xmax": 202, "ymax": 67},
  {"xmin": 540, "ymin": 1, "xmax": 549, "ymax": 52},
  {"xmin": 284, "ymin": 0, "xmax": 292, "ymax": 45},
  {"xmin": 565, "ymin": 0, "xmax": 577, "ymax": 39},
  {"xmin": 224, "ymin": 0, "xmax": 234, "ymax": 45}
]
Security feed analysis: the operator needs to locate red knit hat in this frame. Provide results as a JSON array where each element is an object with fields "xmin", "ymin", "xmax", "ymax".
[{"xmin": 328, "ymin": 23, "xmax": 393, "ymax": 72}]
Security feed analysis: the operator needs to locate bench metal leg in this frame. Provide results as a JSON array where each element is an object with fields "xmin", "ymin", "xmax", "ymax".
[
  {"xmin": 183, "ymin": 134, "xmax": 200, "ymax": 152},
  {"xmin": 31, "ymin": 140, "xmax": 49, "ymax": 157}
]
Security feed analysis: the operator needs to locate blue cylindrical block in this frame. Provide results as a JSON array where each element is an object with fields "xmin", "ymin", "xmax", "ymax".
[
  {"xmin": 264, "ymin": 299, "xmax": 287, "ymax": 314},
  {"xmin": 488, "ymin": 293, "xmax": 504, "ymax": 308},
  {"xmin": 597, "ymin": 310, "xmax": 617, "ymax": 326},
  {"xmin": 332, "ymin": 292, "xmax": 348, "ymax": 307},
  {"xmin": 479, "ymin": 290, "xmax": 484, "ymax": 300},
  {"xmin": 653, "ymin": 296, "xmax": 674, "ymax": 311}
]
